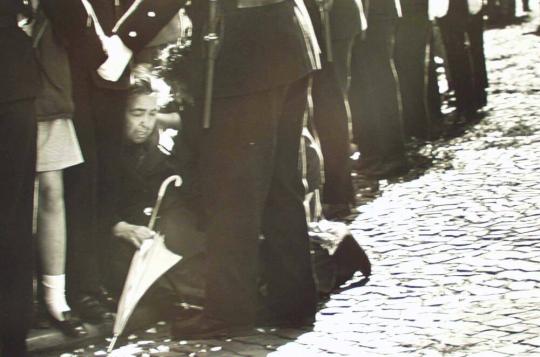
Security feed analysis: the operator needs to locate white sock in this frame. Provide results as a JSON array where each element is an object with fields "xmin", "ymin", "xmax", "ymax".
[{"xmin": 42, "ymin": 274, "xmax": 71, "ymax": 321}]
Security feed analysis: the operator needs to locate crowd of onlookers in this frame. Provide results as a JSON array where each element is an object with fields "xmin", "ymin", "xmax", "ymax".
[{"xmin": 0, "ymin": 0, "xmax": 534, "ymax": 356}]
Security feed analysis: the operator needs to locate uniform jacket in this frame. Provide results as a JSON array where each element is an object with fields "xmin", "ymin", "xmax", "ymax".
[
  {"xmin": 0, "ymin": 0, "xmax": 39, "ymax": 103},
  {"xmin": 41, "ymin": 0, "xmax": 139, "ymax": 89},
  {"xmin": 115, "ymin": 0, "xmax": 316, "ymax": 98}
]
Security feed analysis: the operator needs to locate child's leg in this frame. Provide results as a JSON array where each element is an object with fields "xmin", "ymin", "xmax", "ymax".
[{"xmin": 37, "ymin": 170, "xmax": 70, "ymax": 321}]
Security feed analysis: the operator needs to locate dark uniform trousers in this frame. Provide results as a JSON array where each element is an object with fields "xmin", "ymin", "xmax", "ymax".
[
  {"xmin": 349, "ymin": 0, "xmax": 406, "ymax": 161},
  {"xmin": 394, "ymin": 0, "xmax": 435, "ymax": 139},
  {"xmin": 0, "ymin": 99, "xmax": 36, "ymax": 357},
  {"xmin": 438, "ymin": 0, "xmax": 487, "ymax": 117},
  {"xmin": 330, "ymin": 0, "xmax": 367, "ymax": 92},
  {"xmin": 115, "ymin": 0, "xmax": 318, "ymax": 324},
  {"xmin": 305, "ymin": 0, "xmax": 354, "ymax": 205},
  {"xmin": 466, "ymin": 10, "xmax": 488, "ymax": 109},
  {"xmin": 0, "ymin": 3, "xmax": 38, "ymax": 355}
]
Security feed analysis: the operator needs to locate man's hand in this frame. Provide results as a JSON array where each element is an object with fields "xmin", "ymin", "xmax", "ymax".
[
  {"xmin": 113, "ymin": 221, "xmax": 155, "ymax": 249},
  {"xmin": 97, "ymin": 35, "xmax": 133, "ymax": 82}
]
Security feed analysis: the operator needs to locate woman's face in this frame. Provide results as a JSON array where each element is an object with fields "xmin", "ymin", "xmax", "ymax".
[{"xmin": 125, "ymin": 94, "xmax": 158, "ymax": 144}]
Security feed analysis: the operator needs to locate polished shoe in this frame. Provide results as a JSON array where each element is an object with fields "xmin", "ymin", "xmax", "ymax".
[
  {"xmin": 352, "ymin": 156, "xmax": 380, "ymax": 173},
  {"xmin": 257, "ymin": 313, "xmax": 315, "ymax": 328},
  {"xmin": 49, "ymin": 311, "xmax": 88, "ymax": 338},
  {"xmin": 322, "ymin": 203, "xmax": 352, "ymax": 220},
  {"xmin": 366, "ymin": 157, "xmax": 410, "ymax": 179},
  {"xmin": 96, "ymin": 287, "xmax": 118, "ymax": 311},
  {"xmin": 171, "ymin": 313, "xmax": 253, "ymax": 339},
  {"xmin": 73, "ymin": 294, "xmax": 114, "ymax": 324}
]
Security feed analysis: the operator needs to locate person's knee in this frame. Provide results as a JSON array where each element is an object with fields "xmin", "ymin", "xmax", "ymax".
[{"xmin": 38, "ymin": 171, "xmax": 64, "ymax": 211}]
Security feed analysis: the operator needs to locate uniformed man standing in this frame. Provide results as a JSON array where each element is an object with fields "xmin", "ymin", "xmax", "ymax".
[
  {"xmin": 349, "ymin": 0, "xmax": 408, "ymax": 177},
  {"xmin": 0, "ymin": 2, "xmax": 38, "ymax": 354},
  {"xmin": 438, "ymin": 0, "xmax": 487, "ymax": 121},
  {"xmin": 394, "ymin": 0, "xmax": 449, "ymax": 140},
  {"xmin": 304, "ymin": 0, "xmax": 356, "ymax": 215},
  {"xmin": 101, "ymin": 0, "xmax": 320, "ymax": 337}
]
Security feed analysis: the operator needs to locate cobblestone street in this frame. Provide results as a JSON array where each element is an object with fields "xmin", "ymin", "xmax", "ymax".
[{"xmin": 49, "ymin": 8, "xmax": 540, "ymax": 357}]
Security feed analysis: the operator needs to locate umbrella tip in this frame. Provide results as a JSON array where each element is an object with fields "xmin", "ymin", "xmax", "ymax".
[{"xmin": 107, "ymin": 336, "xmax": 119, "ymax": 354}]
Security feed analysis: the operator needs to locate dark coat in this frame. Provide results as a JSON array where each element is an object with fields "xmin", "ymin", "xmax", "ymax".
[
  {"xmin": 115, "ymin": 0, "xmax": 316, "ymax": 97},
  {"xmin": 33, "ymin": 9, "xmax": 74, "ymax": 121},
  {"xmin": 116, "ymin": 134, "xmax": 204, "ymax": 257},
  {"xmin": 0, "ymin": 1, "xmax": 39, "ymax": 103}
]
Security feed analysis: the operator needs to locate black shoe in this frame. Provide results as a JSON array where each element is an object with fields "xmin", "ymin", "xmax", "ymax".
[
  {"xmin": 171, "ymin": 313, "xmax": 253, "ymax": 339},
  {"xmin": 48, "ymin": 311, "xmax": 88, "ymax": 338},
  {"xmin": 257, "ymin": 313, "xmax": 315, "ymax": 328},
  {"xmin": 96, "ymin": 287, "xmax": 117, "ymax": 311},
  {"xmin": 366, "ymin": 157, "xmax": 410, "ymax": 179},
  {"xmin": 322, "ymin": 203, "xmax": 352, "ymax": 220},
  {"xmin": 73, "ymin": 294, "xmax": 114, "ymax": 324},
  {"xmin": 352, "ymin": 156, "xmax": 381, "ymax": 172}
]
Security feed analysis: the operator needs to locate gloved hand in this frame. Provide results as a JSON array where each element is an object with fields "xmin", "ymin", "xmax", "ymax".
[{"xmin": 97, "ymin": 35, "xmax": 133, "ymax": 82}]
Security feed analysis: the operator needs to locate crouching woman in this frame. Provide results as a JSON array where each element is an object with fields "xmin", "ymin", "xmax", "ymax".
[{"xmin": 105, "ymin": 73, "xmax": 205, "ymax": 306}]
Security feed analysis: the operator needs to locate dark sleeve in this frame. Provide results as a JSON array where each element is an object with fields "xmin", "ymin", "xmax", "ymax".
[
  {"xmin": 40, "ymin": 0, "xmax": 88, "ymax": 45},
  {"xmin": 114, "ymin": 0, "xmax": 188, "ymax": 53}
]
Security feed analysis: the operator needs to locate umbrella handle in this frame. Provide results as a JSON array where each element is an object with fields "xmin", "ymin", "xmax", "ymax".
[{"xmin": 148, "ymin": 175, "xmax": 182, "ymax": 231}]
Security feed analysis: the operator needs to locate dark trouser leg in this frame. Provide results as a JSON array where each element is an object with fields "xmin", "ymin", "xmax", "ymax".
[
  {"xmin": 93, "ymin": 86, "xmax": 127, "ymax": 280},
  {"xmin": 395, "ymin": 14, "xmax": 432, "ymax": 139},
  {"xmin": 467, "ymin": 13, "xmax": 488, "ymax": 109},
  {"xmin": 438, "ymin": 16, "xmax": 476, "ymax": 117},
  {"xmin": 0, "ymin": 99, "xmax": 36, "ymax": 357},
  {"xmin": 427, "ymin": 24, "xmax": 443, "ymax": 122},
  {"xmin": 332, "ymin": 37, "xmax": 356, "ymax": 95},
  {"xmin": 260, "ymin": 78, "xmax": 317, "ymax": 320},
  {"xmin": 311, "ymin": 65, "xmax": 353, "ymax": 204},
  {"xmin": 64, "ymin": 64, "xmax": 100, "ymax": 299},
  {"xmin": 350, "ymin": 16, "xmax": 405, "ymax": 160},
  {"xmin": 198, "ymin": 78, "xmax": 316, "ymax": 324},
  {"xmin": 65, "ymin": 61, "xmax": 127, "ymax": 299},
  {"xmin": 349, "ymin": 35, "xmax": 377, "ymax": 160}
]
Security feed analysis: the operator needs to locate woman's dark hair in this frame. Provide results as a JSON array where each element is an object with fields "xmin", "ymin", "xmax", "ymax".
[{"xmin": 128, "ymin": 65, "xmax": 156, "ymax": 98}]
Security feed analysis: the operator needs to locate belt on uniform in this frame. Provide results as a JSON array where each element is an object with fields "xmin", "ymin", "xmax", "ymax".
[
  {"xmin": 236, "ymin": 0, "xmax": 286, "ymax": 9},
  {"xmin": 0, "ymin": 16, "xmax": 18, "ymax": 29}
]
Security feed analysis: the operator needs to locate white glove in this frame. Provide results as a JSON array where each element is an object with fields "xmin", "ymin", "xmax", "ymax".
[
  {"xmin": 428, "ymin": 0, "xmax": 450, "ymax": 20},
  {"xmin": 468, "ymin": 0, "xmax": 483, "ymax": 15},
  {"xmin": 97, "ymin": 35, "xmax": 133, "ymax": 82}
]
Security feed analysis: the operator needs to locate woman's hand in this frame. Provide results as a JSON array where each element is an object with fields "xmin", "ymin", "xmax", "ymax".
[{"xmin": 112, "ymin": 221, "xmax": 155, "ymax": 249}]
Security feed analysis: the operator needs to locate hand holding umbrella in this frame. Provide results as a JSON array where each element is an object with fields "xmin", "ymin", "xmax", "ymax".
[{"xmin": 107, "ymin": 175, "xmax": 183, "ymax": 353}]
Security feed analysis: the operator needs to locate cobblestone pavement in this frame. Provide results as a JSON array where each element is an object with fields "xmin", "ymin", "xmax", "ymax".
[{"xmin": 50, "ymin": 9, "xmax": 540, "ymax": 357}]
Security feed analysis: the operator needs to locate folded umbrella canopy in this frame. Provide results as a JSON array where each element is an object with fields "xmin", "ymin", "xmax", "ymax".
[{"xmin": 107, "ymin": 176, "xmax": 183, "ymax": 353}]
